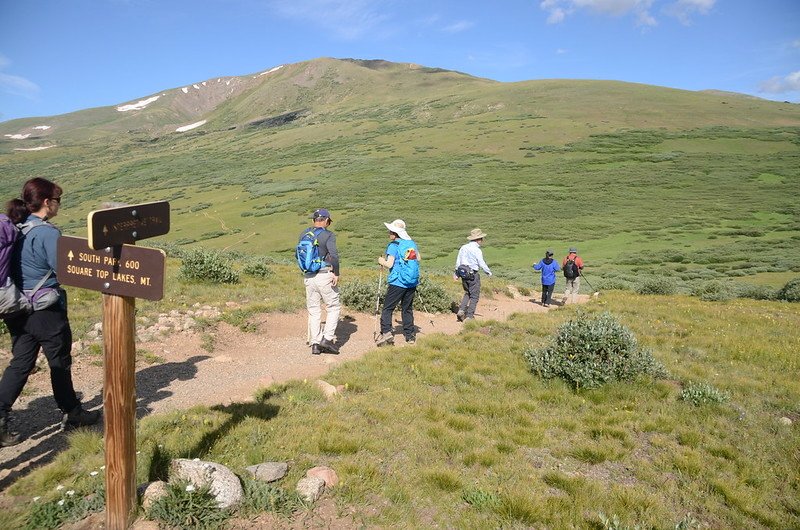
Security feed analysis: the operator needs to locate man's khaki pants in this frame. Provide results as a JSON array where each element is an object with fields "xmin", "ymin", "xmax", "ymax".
[
  {"xmin": 563, "ymin": 277, "xmax": 581, "ymax": 304},
  {"xmin": 304, "ymin": 271, "xmax": 340, "ymax": 344}
]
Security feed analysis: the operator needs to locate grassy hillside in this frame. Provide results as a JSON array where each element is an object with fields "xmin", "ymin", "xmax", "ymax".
[
  {"xmin": 1, "ymin": 289, "xmax": 798, "ymax": 528},
  {"xmin": 0, "ymin": 58, "xmax": 798, "ymax": 292}
]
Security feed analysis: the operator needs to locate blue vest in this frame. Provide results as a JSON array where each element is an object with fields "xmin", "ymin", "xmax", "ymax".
[{"xmin": 386, "ymin": 239, "xmax": 420, "ymax": 288}]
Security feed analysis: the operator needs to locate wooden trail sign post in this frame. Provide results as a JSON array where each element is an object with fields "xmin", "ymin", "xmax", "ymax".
[{"xmin": 57, "ymin": 202, "xmax": 169, "ymax": 529}]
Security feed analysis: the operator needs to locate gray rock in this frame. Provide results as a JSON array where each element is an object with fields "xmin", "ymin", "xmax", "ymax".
[
  {"xmin": 246, "ymin": 462, "xmax": 288, "ymax": 483},
  {"xmin": 779, "ymin": 416, "xmax": 793, "ymax": 426},
  {"xmin": 296, "ymin": 476, "xmax": 325, "ymax": 503},
  {"xmin": 170, "ymin": 458, "xmax": 243, "ymax": 509}
]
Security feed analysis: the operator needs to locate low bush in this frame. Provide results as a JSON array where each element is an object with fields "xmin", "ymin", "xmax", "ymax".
[
  {"xmin": 679, "ymin": 382, "xmax": 730, "ymax": 406},
  {"xmin": 734, "ymin": 283, "xmax": 777, "ymax": 301},
  {"xmin": 242, "ymin": 259, "xmax": 273, "ymax": 279},
  {"xmin": 777, "ymin": 277, "xmax": 800, "ymax": 302},
  {"xmin": 523, "ymin": 312, "xmax": 668, "ymax": 390},
  {"xmin": 635, "ymin": 276, "xmax": 679, "ymax": 295},
  {"xmin": 25, "ymin": 484, "xmax": 105, "ymax": 530},
  {"xmin": 179, "ymin": 248, "xmax": 240, "ymax": 284},
  {"xmin": 692, "ymin": 280, "xmax": 735, "ymax": 302},
  {"xmin": 340, "ymin": 276, "xmax": 454, "ymax": 313}
]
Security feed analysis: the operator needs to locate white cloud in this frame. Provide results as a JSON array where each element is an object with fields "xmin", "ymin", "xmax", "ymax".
[
  {"xmin": 269, "ymin": 0, "xmax": 389, "ymax": 40},
  {"xmin": 759, "ymin": 71, "xmax": 800, "ymax": 94},
  {"xmin": 541, "ymin": 0, "xmax": 714, "ymax": 26},
  {"xmin": 793, "ymin": 39, "xmax": 800, "ymax": 49},
  {"xmin": 541, "ymin": 0, "xmax": 656, "ymax": 26},
  {"xmin": 663, "ymin": 0, "xmax": 716, "ymax": 25},
  {"xmin": 0, "ymin": 54, "xmax": 40, "ymax": 100},
  {"xmin": 442, "ymin": 20, "xmax": 474, "ymax": 33}
]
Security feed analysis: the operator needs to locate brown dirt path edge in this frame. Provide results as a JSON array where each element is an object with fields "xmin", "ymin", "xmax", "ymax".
[{"xmin": 0, "ymin": 291, "xmax": 588, "ymax": 496}]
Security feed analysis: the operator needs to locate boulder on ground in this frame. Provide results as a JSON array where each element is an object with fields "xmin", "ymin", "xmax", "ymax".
[
  {"xmin": 138, "ymin": 480, "xmax": 169, "ymax": 512},
  {"xmin": 246, "ymin": 462, "xmax": 289, "ymax": 483},
  {"xmin": 306, "ymin": 465, "xmax": 338, "ymax": 488},
  {"xmin": 296, "ymin": 476, "xmax": 325, "ymax": 503},
  {"xmin": 170, "ymin": 458, "xmax": 243, "ymax": 509}
]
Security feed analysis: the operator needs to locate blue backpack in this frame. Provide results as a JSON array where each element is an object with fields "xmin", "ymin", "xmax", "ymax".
[{"xmin": 296, "ymin": 227, "xmax": 325, "ymax": 273}]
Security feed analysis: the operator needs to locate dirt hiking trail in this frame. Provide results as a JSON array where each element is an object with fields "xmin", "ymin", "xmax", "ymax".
[{"xmin": 0, "ymin": 290, "xmax": 589, "ymax": 493}]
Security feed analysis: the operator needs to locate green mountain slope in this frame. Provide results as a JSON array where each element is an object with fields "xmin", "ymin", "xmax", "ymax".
[{"xmin": 1, "ymin": 57, "xmax": 798, "ymax": 288}]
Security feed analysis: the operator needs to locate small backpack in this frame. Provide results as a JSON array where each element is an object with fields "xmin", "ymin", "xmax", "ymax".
[
  {"xmin": 296, "ymin": 227, "xmax": 325, "ymax": 273},
  {"xmin": 454, "ymin": 264, "xmax": 474, "ymax": 280},
  {"xmin": 563, "ymin": 258, "xmax": 580, "ymax": 279},
  {"xmin": 0, "ymin": 215, "xmax": 56, "ymax": 319}
]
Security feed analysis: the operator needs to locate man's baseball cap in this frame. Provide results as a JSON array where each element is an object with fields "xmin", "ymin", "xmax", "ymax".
[
  {"xmin": 569, "ymin": 247, "xmax": 578, "ymax": 253},
  {"xmin": 312, "ymin": 208, "xmax": 332, "ymax": 221}
]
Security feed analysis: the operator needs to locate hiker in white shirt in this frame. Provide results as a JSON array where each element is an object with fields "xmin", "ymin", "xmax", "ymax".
[{"xmin": 454, "ymin": 228, "xmax": 492, "ymax": 321}]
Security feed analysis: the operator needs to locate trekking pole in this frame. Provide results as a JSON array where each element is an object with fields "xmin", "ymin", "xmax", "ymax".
[
  {"xmin": 579, "ymin": 273, "xmax": 600, "ymax": 297},
  {"xmin": 414, "ymin": 283, "xmax": 436, "ymax": 328},
  {"xmin": 373, "ymin": 267, "xmax": 383, "ymax": 341}
]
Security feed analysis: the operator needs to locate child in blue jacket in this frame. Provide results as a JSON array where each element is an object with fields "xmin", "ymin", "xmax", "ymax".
[{"xmin": 532, "ymin": 249, "xmax": 560, "ymax": 307}]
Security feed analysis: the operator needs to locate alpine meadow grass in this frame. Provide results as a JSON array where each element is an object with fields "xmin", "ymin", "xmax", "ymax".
[{"xmin": 2, "ymin": 290, "xmax": 797, "ymax": 528}]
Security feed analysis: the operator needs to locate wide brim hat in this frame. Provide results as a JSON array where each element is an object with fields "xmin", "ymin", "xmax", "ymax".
[
  {"xmin": 384, "ymin": 219, "xmax": 410, "ymax": 240},
  {"xmin": 467, "ymin": 228, "xmax": 487, "ymax": 241}
]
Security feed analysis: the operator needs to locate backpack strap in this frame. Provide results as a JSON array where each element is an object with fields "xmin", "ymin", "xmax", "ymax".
[{"xmin": 17, "ymin": 218, "xmax": 57, "ymax": 296}]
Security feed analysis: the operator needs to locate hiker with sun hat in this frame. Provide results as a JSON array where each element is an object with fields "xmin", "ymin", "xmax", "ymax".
[
  {"xmin": 376, "ymin": 219, "xmax": 420, "ymax": 346},
  {"xmin": 454, "ymin": 228, "xmax": 492, "ymax": 321}
]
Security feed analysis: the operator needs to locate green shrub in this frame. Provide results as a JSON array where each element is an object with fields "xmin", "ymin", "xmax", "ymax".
[
  {"xmin": 734, "ymin": 283, "xmax": 777, "ymax": 301},
  {"xmin": 523, "ymin": 312, "xmax": 668, "ymax": 390},
  {"xmin": 340, "ymin": 276, "xmax": 454, "ymax": 313},
  {"xmin": 777, "ymin": 277, "xmax": 800, "ymax": 302},
  {"xmin": 415, "ymin": 277, "xmax": 455, "ymax": 313},
  {"xmin": 242, "ymin": 259, "xmax": 273, "ymax": 279},
  {"xmin": 179, "ymin": 248, "xmax": 240, "ymax": 284},
  {"xmin": 340, "ymin": 277, "xmax": 382, "ymax": 313},
  {"xmin": 680, "ymin": 382, "xmax": 730, "ymax": 406},
  {"xmin": 692, "ymin": 280, "xmax": 735, "ymax": 302},
  {"xmin": 635, "ymin": 276, "xmax": 678, "ymax": 295},
  {"xmin": 147, "ymin": 480, "xmax": 231, "ymax": 529}
]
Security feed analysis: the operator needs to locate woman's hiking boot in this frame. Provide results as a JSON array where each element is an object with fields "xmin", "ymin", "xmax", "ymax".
[
  {"xmin": 62, "ymin": 406, "xmax": 101, "ymax": 431},
  {"xmin": 375, "ymin": 332, "xmax": 394, "ymax": 347},
  {"xmin": 1, "ymin": 416, "xmax": 21, "ymax": 447}
]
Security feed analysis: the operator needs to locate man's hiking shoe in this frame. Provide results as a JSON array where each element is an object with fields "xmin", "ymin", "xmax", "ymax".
[
  {"xmin": 375, "ymin": 332, "xmax": 394, "ymax": 346},
  {"xmin": 62, "ymin": 406, "xmax": 101, "ymax": 431},
  {"xmin": 406, "ymin": 337, "xmax": 416, "ymax": 345},
  {"xmin": 456, "ymin": 310, "xmax": 466, "ymax": 322},
  {"xmin": 319, "ymin": 338, "xmax": 339, "ymax": 355},
  {"xmin": 311, "ymin": 344, "xmax": 322, "ymax": 355},
  {"xmin": 1, "ymin": 417, "xmax": 21, "ymax": 447}
]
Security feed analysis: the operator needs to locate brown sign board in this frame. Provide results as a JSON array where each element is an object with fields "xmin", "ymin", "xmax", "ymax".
[
  {"xmin": 57, "ymin": 236, "xmax": 166, "ymax": 300},
  {"xmin": 87, "ymin": 201, "xmax": 170, "ymax": 250}
]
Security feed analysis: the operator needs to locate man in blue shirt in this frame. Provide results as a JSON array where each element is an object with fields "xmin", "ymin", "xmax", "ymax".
[
  {"xmin": 376, "ymin": 220, "xmax": 420, "ymax": 346},
  {"xmin": 454, "ymin": 228, "xmax": 492, "ymax": 321}
]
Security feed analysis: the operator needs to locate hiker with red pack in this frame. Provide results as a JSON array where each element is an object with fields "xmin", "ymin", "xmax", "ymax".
[{"xmin": 562, "ymin": 246, "xmax": 584, "ymax": 305}]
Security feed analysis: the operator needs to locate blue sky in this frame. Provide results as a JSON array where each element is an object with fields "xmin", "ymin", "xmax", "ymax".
[{"xmin": 1, "ymin": 0, "xmax": 798, "ymax": 122}]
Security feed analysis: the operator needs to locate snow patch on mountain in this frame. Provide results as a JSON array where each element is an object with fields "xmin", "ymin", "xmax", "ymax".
[
  {"xmin": 181, "ymin": 87, "xmax": 189, "ymax": 94},
  {"xmin": 117, "ymin": 95, "xmax": 160, "ymax": 112},
  {"xmin": 33, "ymin": 125, "xmax": 51, "ymax": 130},
  {"xmin": 193, "ymin": 84, "xmax": 200, "ymax": 89},
  {"xmin": 14, "ymin": 145, "xmax": 55, "ymax": 151},
  {"xmin": 256, "ymin": 65, "xmax": 283, "ymax": 78},
  {"xmin": 176, "ymin": 120, "xmax": 207, "ymax": 132},
  {"xmin": 4, "ymin": 134, "xmax": 30, "ymax": 139}
]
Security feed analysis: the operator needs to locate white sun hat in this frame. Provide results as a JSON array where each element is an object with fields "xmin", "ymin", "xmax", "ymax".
[{"xmin": 384, "ymin": 219, "xmax": 411, "ymax": 240}]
